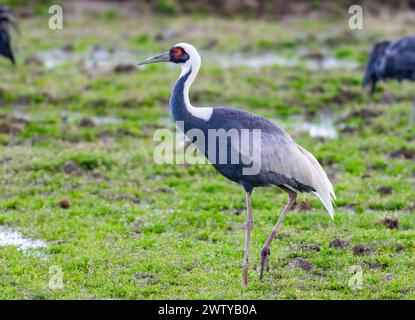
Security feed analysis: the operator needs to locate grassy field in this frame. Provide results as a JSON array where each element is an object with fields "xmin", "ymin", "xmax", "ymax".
[{"xmin": 0, "ymin": 6, "xmax": 415, "ymax": 299}]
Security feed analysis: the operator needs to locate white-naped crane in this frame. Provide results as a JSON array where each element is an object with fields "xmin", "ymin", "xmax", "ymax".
[
  {"xmin": 363, "ymin": 35, "xmax": 415, "ymax": 126},
  {"xmin": 0, "ymin": 5, "xmax": 17, "ymax": 64},
  {"xmin": 137, "ymin": 43, "xmax": 335, "ymax": 286}
]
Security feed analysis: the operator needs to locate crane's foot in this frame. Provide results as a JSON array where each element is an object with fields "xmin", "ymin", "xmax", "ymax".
[{"xmin": 259, "ymin": 247, "xmax": 270, "ymax": 281}]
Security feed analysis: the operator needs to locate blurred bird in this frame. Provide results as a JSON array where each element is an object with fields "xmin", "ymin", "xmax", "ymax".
[
  {"xmin": 0, "ymin": 5, "xmax": 17, "ymax": 64},
  {"xmin": 137, "ymin": 43, "xmax": 335, "ymax": 286},
  {"xmin": 363, "ymin": 35, "xmax": 415, "ymax": 126}
]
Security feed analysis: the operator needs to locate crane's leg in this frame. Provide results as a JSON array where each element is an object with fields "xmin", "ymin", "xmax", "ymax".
[
  {"xmin": 259, "ymin": 187, "xmax": 296, "ymax": 281},
  {"xmin": 242, "ymin": 190, "xmax": 253, "ymax": 286},
  {"xmin": 410, "ymin": 97, "xmax": 415, "ymax": 127}
]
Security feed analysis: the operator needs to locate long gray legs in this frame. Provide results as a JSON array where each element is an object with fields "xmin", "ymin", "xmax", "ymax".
[
  {"xmin": 242, "ymin": 190, "xmax": 253, "ymax": 286},
  {"xmin": 410, "ymin": 97, "xmax": 415, "ymax": 127},
  {"xmin": 259, "ymin": 187, "xmax": 297, "ymax": 281}
]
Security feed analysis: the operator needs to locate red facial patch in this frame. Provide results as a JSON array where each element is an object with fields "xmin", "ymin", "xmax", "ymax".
[{"xmin": 170, "ymin": 47, "xmax": 184, "ymax": 60}]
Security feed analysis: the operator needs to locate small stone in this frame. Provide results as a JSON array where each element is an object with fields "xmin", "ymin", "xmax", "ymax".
[
  {"xmin": 381, "ymin": 216, "xmax": 398, "ymax": 229},
  {"xmin": 353, "ymin": 245, "xmax": 373, "ymax": 256},
  {"xmin": 59, "ymin": 198, "xmax": 70, "ymax": 209}
]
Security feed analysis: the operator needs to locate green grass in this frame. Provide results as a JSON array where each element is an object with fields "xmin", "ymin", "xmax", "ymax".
[{"xmin": 0, "ymin": 8, "xmax": 415, "ymax": 299}]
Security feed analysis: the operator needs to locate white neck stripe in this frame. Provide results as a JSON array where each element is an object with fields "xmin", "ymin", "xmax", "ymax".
[{"xmin": 177, "ymin": 44, "xmax": 213, "ymax": 122}]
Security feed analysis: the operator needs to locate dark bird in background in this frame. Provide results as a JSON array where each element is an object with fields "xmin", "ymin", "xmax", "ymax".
[
  {"xmin": 363, "ymin": 35, "xmax": 415, "ymax": 126},
  {"xmin": 137, "ymin": 43, "xmax": 335, "ymax": 286},
  {"xmin": 0, "ymin": 5, "xmax": 17, "ymax": 64}
]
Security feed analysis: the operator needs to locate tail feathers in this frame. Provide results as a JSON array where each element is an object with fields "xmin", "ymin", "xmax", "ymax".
[{"xmin": 296, "ymin": 145, "xmax": 336, "ymax": 219}]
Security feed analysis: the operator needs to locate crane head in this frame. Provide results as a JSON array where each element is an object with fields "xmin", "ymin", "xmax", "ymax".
[{"xmin": 137, "ymin": 43, "xmax": 200, "ymax": 71}]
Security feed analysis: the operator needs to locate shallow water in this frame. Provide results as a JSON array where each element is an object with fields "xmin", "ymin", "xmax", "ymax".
[
  {"xmin": 273, "ymin": 113, "xmax": 338, "ymax": 139},
  {"xmin": 159, "ymin": 112, "xmax": 338, "ymax": 141},
  {"xmin": 206, "ymin": 52, "xmax": 358, "ymax": 70},
  {"xmin": 33, "ymin": 46, "xmax": 137, "ymax": 72},
  {"xmin": 0, "ymin": 226, "xmax": 48, "ymax": 252},
  {"xmin": 60, "ymin": 112, "xmax": 122, "ymax": 125},
  {"xmin": 91, "ymin": 115, "xmax": 122, "ymax": 125},
  {"xmin": 207, "ymin": 52, "xmax": 299, "ymax": 69},
  {"xmin": 34, "ymin": 46, "xmax": 359, "ymax": 72}
]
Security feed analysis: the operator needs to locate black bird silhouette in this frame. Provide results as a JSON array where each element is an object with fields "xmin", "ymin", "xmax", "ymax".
[
  {"xmin": 0, "ymin": 5, "xmax": 16, "ymax": 64},
  {"xmin": 363, "ymin": 35, "xmax": 415, "ymax": 125}
]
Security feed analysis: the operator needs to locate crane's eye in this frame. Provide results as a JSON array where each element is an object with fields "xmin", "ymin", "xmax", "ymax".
[
  {"xmin": 170, "ymin": 47, "xmax": 184, "ymax": 59},
  {"xmin": 169, "ymin": 46, "xmax": 189, "ymax": 63}
]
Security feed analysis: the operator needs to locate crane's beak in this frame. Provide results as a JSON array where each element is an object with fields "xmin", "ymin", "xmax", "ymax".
[{"xmin": 137, "ymin": 52, "xmax": 170, "ymax": 66}]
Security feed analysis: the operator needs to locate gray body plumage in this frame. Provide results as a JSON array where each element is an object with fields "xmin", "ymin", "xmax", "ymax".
[
  {"xmin": 171, "ymin": 68, "xmax": 335, "ymax": 217},
  {"xmin": 363, "ymin": 35, "xmax": 415, "ymax": 93},
  {"xmin": 206, "ymin": 107, "xmax": 316, "ymax": 193}
]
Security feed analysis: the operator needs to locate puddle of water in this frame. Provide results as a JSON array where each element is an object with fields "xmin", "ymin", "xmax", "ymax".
[
  {"xmin": 60, "ymin": 112, "xmax": 122, "ymax": 125},
  {"xmin": 306, "ymin": 56, "xmax": 358, "ymax": 70},
  {"xmin": 84, "ymin": 46, "xmax": 137, "ymax": 73},
  {"xmin": 206, "ymin": 52, "xmax": 299, "ymax": 69},
  {"xmin": 205, "ymin": 51, "xmax": 358, "ymax": 70},
  {"xmin": 35, "ymin": 48, "xmax": 81, "ymax": 69},
  {"xmin": 12, "ymin": 111, "xmax": 31, "ymax": 123},
  {"xmin": 274, "ymin": 113, "xmax": 338, "ymax": 139},
  {"xmin": 0, "ymin": 226, "xmax": 48, "ymax": 252},
  {"xmin": 34, "ymin": 46, "xmax": 358, "ymax": 72},
  {"xmin": 159, "ymin": 113, "xmax": 337, "ymax": 140},
  {"xmin": 91, "ymin": 116, "xmax": 122, "ymax": 125},
  {"xmin": 33, "ymin": 46, "xmax": 137, "ymax": 72}
]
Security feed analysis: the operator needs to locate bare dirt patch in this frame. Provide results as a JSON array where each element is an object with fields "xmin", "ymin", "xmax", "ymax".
[
  {"xmin": 329, "ymin": 238, "xmax": 349, "ymax": 249},
  {"xmin": 286, "ymin": 257, "xmax": 315, "ymax": 271},
  {"xmin": 390, "ymin": 149, "xmax": 415, "ymax": 160},
  {"xmin": 353, "ymin": 245, "xmax": 373, "ymax": 256},
  {"xmin": 377, "ymin": 186, "xmax": 394, "ymax": 195},
  {"xmin": 380, "ymin": 216, "xmax": 399, "ymax": 229}
]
